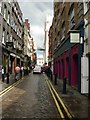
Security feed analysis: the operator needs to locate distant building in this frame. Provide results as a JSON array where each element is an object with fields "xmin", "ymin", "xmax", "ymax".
[
  {"xmin": 37, "ymin": 57, "xmax": 44, "ymax": 66},
  {"xmin": 44, "ymin": 15, "xmax": 52, "ymax": 64},
  {"xmin": 24, "ymin": 19, "xmax": 36, "ymax": 67}
]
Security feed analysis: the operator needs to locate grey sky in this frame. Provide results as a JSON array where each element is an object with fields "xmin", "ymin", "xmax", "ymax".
[{"xmin": 18, "ymin": 1, "xmax": 53, "ymax": 57}]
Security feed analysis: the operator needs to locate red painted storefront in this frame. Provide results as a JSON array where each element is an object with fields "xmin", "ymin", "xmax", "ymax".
[{"xmin": 53, "ymin": 44, "xmax": 79, "ymax": 87}]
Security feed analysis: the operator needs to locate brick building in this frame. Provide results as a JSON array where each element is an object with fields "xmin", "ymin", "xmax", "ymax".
[{"xmin": 52, "ymin": 2, "xmax": 84, "ymax": 92}]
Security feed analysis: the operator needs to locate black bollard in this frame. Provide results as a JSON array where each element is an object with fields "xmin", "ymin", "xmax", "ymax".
[
  {"xmin": 7, "ymin": 73, "xmax": 9, "ymax": 84},
  {"xmin": 62, "ymin": 77, "xmax": 66, "ymax": 94},
  {"xmin": 54, "ymin": 74, "xmax": 57, "ymax": 85}
]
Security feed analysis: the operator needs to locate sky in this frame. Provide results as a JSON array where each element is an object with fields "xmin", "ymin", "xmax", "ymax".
[{"xmin": 18, "ymin": 0, "xmax": 54, "ymax": 58}]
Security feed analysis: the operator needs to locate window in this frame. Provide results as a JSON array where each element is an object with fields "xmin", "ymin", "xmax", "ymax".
[
  {"xmin": 0, "ymin": 2, "xmax": 2, "ymax": 14},
  {"xmin": 69, "ymin": 8, "xmax": 75, "ymax": 29},
  {"xmin": 7, "ymin": 11, "xmax": 10, "ymax": 24},
  {"xmin": 6, "ymin": 33, "xmax": 9, "ymax": 42},
  {"xmin": 10, "ymin": 34, "xmax": 12, "ymax": 42},
  {"xmin": 2, "ymin": 30, "xmax": 5, "ymax": 44},
  {"xmin": 61, "ymin": 22, "xmax": 65, "ymax": 40},
  {"xmin": 84, "ymin": 2, "xmax": 90, "ymax": 14},
  {"xmin": 13, "ymin": 39, "xmax": 16, "ymax": 48},
  {"xmin": 16, "ymin": 41, "xmax": 18, "ymax": 48},
  {"xmin": 4, "ymin": 5, "xmax": 7, "ymax": 20}
]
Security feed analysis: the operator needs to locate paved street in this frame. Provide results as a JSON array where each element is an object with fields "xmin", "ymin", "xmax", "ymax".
[{"xmin": 1, "ymin": 73, "xmax": 60, "ymax": 119}]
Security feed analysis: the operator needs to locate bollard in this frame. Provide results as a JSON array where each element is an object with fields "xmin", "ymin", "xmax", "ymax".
[
  {"xmin": 62, "ymin": 77, "xmax": 66, "ymax": 94},
  {"xmin": 2, "ymin": 74, "xmax": 4, "ymax": 82},
  {"xmin": 7, "ymin": 73, "xmax": 9, "ymax": 84},
  {"xmin": 54, "ymin": 74, "xmax": 57, "ymax": 85}
]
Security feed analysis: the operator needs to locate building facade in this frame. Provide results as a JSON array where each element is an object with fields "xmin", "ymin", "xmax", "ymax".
[
  {"xmin": 44, "ymin": 15, "xmax": 52, "ymax": 64},
  {"xmin": 0, "ymin": 0, "xmax": 24, "ymax": 75},
  {"xmin": 52, "ymin": 2, "xmax": 84, "ymax": 92},
  {"xmin": 48, "ymin": 24, "xmax": 54, "ymax": 72},
  {"xmin": 24, "ymin": 19, "xmax": 36, "ymax": 68}
]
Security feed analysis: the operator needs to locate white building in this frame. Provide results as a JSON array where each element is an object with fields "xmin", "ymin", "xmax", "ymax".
[
  {"xmin": 44, "ymin": 15, "xmax": 52, "ymax": 64},
  {"xmin": 37, "ymin": 57, "xmax": 44, "ymax": 66}
]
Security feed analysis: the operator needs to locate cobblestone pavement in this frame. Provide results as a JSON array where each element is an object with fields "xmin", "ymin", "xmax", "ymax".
[
  {"xmin": 44, "ymin": 74, "xmax": 90, "ymax": 119},
  {"xmin": 1, "ymin": 73, "xmax": 60, "ymax": 119}
]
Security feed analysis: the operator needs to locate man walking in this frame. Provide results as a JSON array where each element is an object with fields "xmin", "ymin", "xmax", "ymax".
[{"xmin": 15, "ymin": 65, "xmax": 20, "ymax": 81}]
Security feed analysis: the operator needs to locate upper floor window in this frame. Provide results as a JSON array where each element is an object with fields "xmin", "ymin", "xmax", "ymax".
[
  {"xmin": 10, "ymin": 34, "xmax": 12, "ymax": 42},
  {"xmin": 0, "ymin": 2, "xmax": 2, "ymax": 14},
  {"xmin": 69, "ymin": 8, "xmax": 75, "ymax": 29},
  {"xmin": 7, "ymin": 11, "xmax": 10, "ymax": 24},
  {"xmin": 6, "ymin": 33, "xmax": 9, "ymax": 42},
  {"xmin": 4, "ymin": 5, "xmax": 7, "ymax": 20},
  {"xmin": 61, "ymin": 22, "xmax": 65, "ymax": 40},
  {"xmin": 84, "ymin": 2, "xmax": 90, "ymax": 14},
  {"xmin": 2, "ymin": 29, "xmax": 5, "ymax": 44}
]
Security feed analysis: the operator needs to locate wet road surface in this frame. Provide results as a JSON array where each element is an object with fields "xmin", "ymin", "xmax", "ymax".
[{"xmin": 1, "ymin": 73, "xmax": 60, "ymax": 119}]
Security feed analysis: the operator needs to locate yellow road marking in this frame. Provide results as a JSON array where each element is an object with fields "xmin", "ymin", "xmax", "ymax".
[
  {"xmin": 46, "ymin": 79, "xmax": 65, "ymax": 118},
  {"xmin": 48, "ymin": 80, "xmax": 72, "ymax": 119},
  {"xmin": 0, "ymin": 81, "xmax": 19, "ymax": 95},
  {"xmin": 0, "ymin": 78, "xmax": 24, "ymax": 97}
]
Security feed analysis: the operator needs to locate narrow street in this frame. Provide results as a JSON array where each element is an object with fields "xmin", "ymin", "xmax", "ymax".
[{"xmin": 1, "ymin": 73, "xmax": 60, "ymax": 119}]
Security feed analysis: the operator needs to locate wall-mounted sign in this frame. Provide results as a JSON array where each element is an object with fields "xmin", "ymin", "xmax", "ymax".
[
  {"xmin": 70, "ymin": 32, "xmax": 80, "ymax": 43},
  {"xmin": 69, "ymin": 30, "xmax": 80, "ymax": 43}
]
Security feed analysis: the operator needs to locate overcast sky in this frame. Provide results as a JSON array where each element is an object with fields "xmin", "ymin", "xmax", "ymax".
[{"xmin": 18, "ymin": 0, "xmax": 53, "ymax": 57}]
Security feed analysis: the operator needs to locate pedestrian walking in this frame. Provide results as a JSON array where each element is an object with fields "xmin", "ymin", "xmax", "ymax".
[
  {"xmin": 2, "ymin": 66, "xmax": 4, "ymax": 82},
  {"xmin": 15, "ymin": 65, "xmax": 20, "ymax": 81}
]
